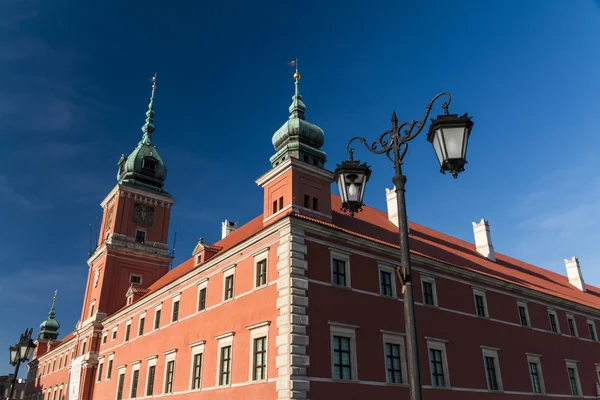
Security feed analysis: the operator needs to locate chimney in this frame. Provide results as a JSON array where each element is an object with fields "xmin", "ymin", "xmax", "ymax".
[
  {"xmin": 564, "ymin": 256, "xmax": 586, "ymax": 292},
  {"xmin": 221, "ymin": 219, "xmax": 238, "ymax": 239},
  {"xmin": 385, "ymin": 188, "xmax": 398, "ymax": 227},
  {"xmin": 472, "ymin": 219, "xmax": 495, "ymax": 261}
]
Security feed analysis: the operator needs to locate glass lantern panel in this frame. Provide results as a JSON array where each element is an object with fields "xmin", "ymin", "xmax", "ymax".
[
  {"xmin": 432, "ymin": 130, "xmax": 445, "ymax": 165},
  {"xmin": 336, "ymin": 174, "xmax": 348, "ymax": 203},
  {"xmin": 19, "ymin": 343, "xmax": 29, "ymax": 359},
  {"xmin": 9, "ymin": 347, "xmax": 17, "ymax": 364},
  {"xmin": 345, "ymin": 173, "xmax": 364, "ymax": 203},
  {"xmin": 441, "ymin": 127, "xmax": 465, "ymax": 160}
]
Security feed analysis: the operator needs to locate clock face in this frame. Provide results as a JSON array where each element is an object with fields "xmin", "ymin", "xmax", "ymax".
[{"xmin": 133, "ymin": 204, "xmax": 154, "ymax": 226}]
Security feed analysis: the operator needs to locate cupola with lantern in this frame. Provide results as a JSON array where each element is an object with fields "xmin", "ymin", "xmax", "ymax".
[{"xmin": 38, "ymin": 291, "xmax": 60, "ymax": 341}]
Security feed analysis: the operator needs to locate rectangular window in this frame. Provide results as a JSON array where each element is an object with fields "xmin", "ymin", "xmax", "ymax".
[
  {"xmin": 474, "ymin": 294, "xmax": 486, "ymax": 317},
  {"xmin": 304, "ymin": 194, "xmax": 310, "ymax": 208},
  {"xmin": 568, "ymin": 367, "xmax": 579, "ymax": 395},
  {"xmin": 172, "ymin": 301, "xmax": 179, "ymax": 322},
  {"xmin": 97, "ymin": 362, "xmax": 103, "ymax": 382},
  {"xmin": 130, "ymin": 370, "xmax": 139, "ymax": 398},
  {"xmin": 332, "ymin": 259, "xmax": 347, "ymax": 286},
  {"xmin": 81, "ymin": 342, "xmax": 86, "ymax": 354},
  {"xmin": 333, "ymin": 336, "xmax": 352, "ymax": 380},
  {"xmin": 430, "ymin": 349, "xmax": 445, "ymax": 386},
  {"xmin": 224, "ymin": 275, "xmax": 234, "ymax": 300},
  {"xmin": 146, "ymin": 366, "xmax": 155, "ymax": 396},
  {"xmin": 252, "ymin": 337, "xmax": 267, "ymax": 381},
  {"xmin": 549, "ymin": 312, "xmax": 559, "ymax": 333},
  {"xmin": 107, "ymin": 360, "xmax": 113, "ymax": 380},
  {"xmin": 164, "ymin": 360, "xmax": 175, "ymax": 394},
  {"xmin": 219, "ymin": 346, "xmax": 232, "ymax": 386},
  {"xmin": 138, "ymin": 317, "xmax": 145, "ymax": 336},
  {"xmin": 529, "ymin": 362, "xmax": 542, "ymax": 393},
  {"xmin": 135, "ymin": 230, "xmax": 146, "ymax": 243},
  {"xmin": 278, "ymin": 196, "xmax": 283, "ymax": 210},
  {"xmin": 484, "ymin": 356, "xmax": 499, "ymax": 390},
  {"xmin": 588, "ymin": 321, "xmax": 597, "ymax": 341},
  {"xmin": 518, "ymin": 304, "xmax": 529, "ymax": 326},
  {"xmin": 567, "ymin": 317, "xmax": 577, "ymax": 336},
  {"xmin": 312, "ymin": 197, "xmax": 319, "ymax": 211},
  {"xmin": 116, "ymin": 374, "xmax": 125, "ymax": 400},
  {"xmin": 112, "ymin": 329, "xmax": 117, "ymax": 340},
  {"xmin": 198, "ymin": 288, "xmax": 207, "ymax": 311},
  {"xmin": 58, "ymin": 390, "xmax": 61, "ymax": 400},
  {"xmin": 90, "ymin": 304, "xmax": 95, "ymax": 317},
  {"xmin": 154, "ymin": 309, "xmax": 161, "ymax": 329},
  {"xmin": 385, "ymin": 343, "xmax": 402, "ymax": 383},
  {"xmin": 102, "ymin": 333, "xmax": 107, "ymax": 344},
  {"xmin": 256, "ymin": 259, "xmax": 267, "ymax": 287},
  {"xmin": 423, "ymin": 281, "xmax": 435, "ymax": 305},
  {"xmin": 191, "ymin": 353, "xmax": 203, "ymax": 390},
  {"xmin": 53, "ymin": 360, "xmax": 56, "ymax": 372},
  {"xmin": 272, "ymin": 200, "xmax": 277, "ymax": 214},
  {"xmin": 130, "ymin": 275, "xmax": 142, "ymax": 284},
  {"xmin": 380, "ymin": 271, "xmax": 392, "ymax": 296},
  {"xmin": 125, "ymin": 324, "xmax": 131, "ymax": 342}
]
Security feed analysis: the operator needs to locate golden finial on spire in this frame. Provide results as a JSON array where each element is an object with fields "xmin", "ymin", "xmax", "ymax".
[
  {"xmin": 152, "ymin": 73, "xmax": 157, "ymax": 90},
  {"xmin": 289, "ymin": 59, "xmax": 300, "ymax": 81}
]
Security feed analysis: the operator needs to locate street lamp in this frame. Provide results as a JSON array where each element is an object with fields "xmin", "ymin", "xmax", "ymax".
[
  {"xmin": 334, "ymin": 92, "xmax": 473, "ymax": 400},
  {"xmin": 8, "ymin": 329, "xmax": 36, "ymax": 400}
]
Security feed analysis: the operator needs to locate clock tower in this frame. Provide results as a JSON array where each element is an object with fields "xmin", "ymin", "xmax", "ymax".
[{"xmin": 80, "ymin": 76, "xmax": 175, "ymax": 323}]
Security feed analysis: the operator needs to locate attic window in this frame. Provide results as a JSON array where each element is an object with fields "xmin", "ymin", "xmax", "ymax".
[
  {"xmin": 130, "ymin": 275, "xmax": 142, "ymax": 285},
  {"xmin": 142, "ymin": 157, "xmax": 158, "ymax": 172},
  {"xmin": 196, "ymin": 255, "xmax": 202, "ymax": 265}
]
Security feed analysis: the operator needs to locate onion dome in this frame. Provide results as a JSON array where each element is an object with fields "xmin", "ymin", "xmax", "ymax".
[
  {"xmin": 117, "ymin": 75, "xmax": 170, "ymax": 195},
  {"xmin": 38, "ymin": 291, "xmax": 60, "ymax": 340},
  {"xmin": 270, "ymin": 65, "xmax": 326, "ymax": 168}
]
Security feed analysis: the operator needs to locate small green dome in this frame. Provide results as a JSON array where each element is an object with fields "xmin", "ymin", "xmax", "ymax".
[
  {"xmin": 38, "ymin": 292, "xmax": 60, "ymax": 341},
  {"xmin": 39, "ymin": 318, "xmax": 60, "ymax": 331}
]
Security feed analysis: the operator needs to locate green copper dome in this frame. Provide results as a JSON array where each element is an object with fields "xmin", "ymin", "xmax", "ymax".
[
  {"xmin": 38, "ymin": 292, "xmax": 60, "ymax": 341},
  {"xmin": 117, "ymin": 77, "xmax": 170, "ymax": 195},
  {"xmin": 270, "ymin": 72, "xmax": 326, "ymax": 168}
]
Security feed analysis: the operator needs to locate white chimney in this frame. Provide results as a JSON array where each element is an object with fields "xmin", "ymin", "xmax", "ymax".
[
  {"xmin": 221, "ymin": 219, "xmax": 238, "ymax": 239},
  {"xmin": 564, "ymin": 256, "xmax": 586, "ymax": 292},
  {"xmin": 386, "ymin": 188, "xmax": 398, "ymax": 227},
  {"xmin": 472, "ymin": 219, "xmax": 495, "ymax": 261}
]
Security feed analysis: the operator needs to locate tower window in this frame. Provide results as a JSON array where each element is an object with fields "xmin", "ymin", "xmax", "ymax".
[
  {"xmin": 130, "ymin": 275, "xmax": 142, "ymax": 284},
  {"xmin": 304, "ymin": 195, "xmax": 310, "ymax": 208},
  {"xmin": 272, "ymin": 200, "xmax": 277, "ymax": 214},
  {"xmin": 313, "ymin": 197, "xmax": 319, "ymax": 211},
  {"xmin": 135, "ymin": 230, "xmax": 146, "ymax": 243},
  {"xmin": 142, "ymin": 157, "xmax": 157, "ymax": 172},
  {"xmin": 278, "ymin": 196, "xmax": 284, "ymax": 210}
]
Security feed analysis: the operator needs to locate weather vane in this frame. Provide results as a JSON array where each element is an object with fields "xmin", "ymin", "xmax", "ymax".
[
  {"xmin": 152, "ymin": 73, "xmax": 157, "ymax": 90},
  {"xmin": 288, "ymin": 58, "xmax": 300, "ymax": 80}
]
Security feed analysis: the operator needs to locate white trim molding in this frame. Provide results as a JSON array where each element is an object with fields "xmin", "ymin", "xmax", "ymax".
[
  {"xmin": 330, "ymin": 249, "xmax": 351, "ymax": 288},
  {"xmin": 516, "ymin": 301, "xmax": 531, "ymax": 327},
  {"xmin": 248, "ymin": 322, "xmax": 269, "ymax": 382},
  {"xmin": 222, "ymin": 266, "xmax": 236, "ymax": 302},
  {"xmin": 472, "ymin": 289, "xmax": 488, "ymax": 318},
  {"xmin": 565, "ymin": 360, "xmax": 582, "ymax": 396},
  {"xmin": 421, "ymin": 275, "xmax": 438, "ymax": 307},
  {"xmin": 189, "ymin": 341, "xmax": 205, "ymax": 391},
  {"xmin": 378, "ymin": 263, "xmax": 397, "ymax": 298},
  {"xmin": 587, "ymin": 319, "xmax": 598, "ymax": 341},
  {"xmin": 426, "ymin": 338, "xmax": 450, "ymax": 387},
  {"xmin": 526, "ymin": 354, "xmax": 545, "ymax": 394},
  {"xmin": 481, "ymin": 347, "xmax": 503, "ymax": 391},
  {"xmin": 216, "ymin": 332, "xmax": 234, "ymax": 387},
  {"xmin": 381, "ymin": 331, "xmax": 408, "ymax": 384},
  {"xmin": 547, "ymin": 309, "xmax": 560, "ymax": 334},
  {"xmin": 566, "ymin": 314, "xmax": 579, "ymax": 337},
  {"xmin": 329, "ymin": 323, "xmax": 358, "ymax": 381}
]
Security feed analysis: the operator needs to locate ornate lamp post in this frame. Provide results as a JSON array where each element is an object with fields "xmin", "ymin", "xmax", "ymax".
[
  {"xmin": 334, "ymin": 92, "xmax": 473, "ymax": 400},
  {"xmin": 8, "ymin": 329, "xmax": 36, "ymax": 400}
]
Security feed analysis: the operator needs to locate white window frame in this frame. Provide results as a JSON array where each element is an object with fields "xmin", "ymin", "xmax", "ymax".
[
  {"xmin": 421, "ymin": 275, "xmax": 438, "ymax": 306},
  {"xmin": 247, "ymin": 321, "xmax": 270, "ymax": 382},
  {"xmin": 145, "ymin": 356, "xmax": 158, "ymax": 396},
  {"xmin": 254, "ymin": 249, "xmax": 269, "ymax": 289},
  {"xmin": 124, "ymin": 320, "xmax": 132, "ymax": 342},
  {"xmin": 197, "ymin": 279, "xmax": 208, "ymax": 312},
  {"xmin": 426, "ymin": 338, "xmax": 450, "ymax": 387},
  {"xmin": 129, "ymin": 273, "xmax": 143, "ymax": 285},
  {"xmin": 115, "ymin": 367, "xmax": 126, "ymax": 400},
  {"xmin": 565, "ymin": 360, "xmax": 582, "ymax": 396},
  {"xmin": 472, "ymin": 289, "xmax": 488, "ymax": 318},
  {"xmin": 102, "ymin": 331, "xmax": 108, "ymax": 345},
  {"xmin": 526, "ymin": 354, "xmax": 545, "ymax": 394},
  {"xmin": 215, "ymin": 332, "xmax": 235, "ymax": 387},
  {"xmin": 587, "ymin": 319, "xmax": 598, "ymax": 341},
  {"xmin": 111, "ymin": 327, "xmax": 118, "ymax": 341},
  {"xmin": 378, "ymin": 264, "xmax": 397, "ymax": 297},
  {"xmin": 329, "ymin": 322, "xmax": 358, "ymax": 381},
  {"xmin": 97, "ymin": 358, "xmax": 104, "ymax": 382},
  {"xmin": 163, "ymin": 349, "xmax": 177, "ymax": 394},
  {"xmin": 516, "ymin": 301, "xmax": 531, "ymax": 327},
  {"xmin": 222, "ymin": 265, "xmax": 236, "ymax": 302},
  {"xmin": 381, "ymin": 331, "xmax": 407, "ymax": 384},
  {"xmin": 154, "ymin": 303, "xmax": 162, "ymax": 331},
  {"xmin": 481, "ymin": 347, "xmax": 503, "ymax": 391},
  {"xmin": 138, "ymin": 312, "xmax": 146, "ymax": 336},
  {"xmin": 129, "ymin": 361, "xmax": 141, "ymax": 398},
  {"xmin": 106, "ymin": 354, "xmax": 115, "ymax": 380},
  {"xmin": 547, "ymin": 309, "xmax": 560, "ymax": 333},
  {"xmin": 566, "ymin": 314, "xmax": 578, "ymax": 337},
  {"xmin": 189, "ymin": 341, "xmax": 205, "ymax": 391},
  {"xmin": 330, "ymin": 249, "xmax": 351, "ymax": 288},
  {"xmin": 595, "ymin": 363, "xmax": 600, "ymax": 386},
  {"xmin": 89, "ymin": 300, "xmax": 96, "ymax": 318},
  {"xmin": 171, "ymin": 293, "xmax": 181, "ymax": 324}
]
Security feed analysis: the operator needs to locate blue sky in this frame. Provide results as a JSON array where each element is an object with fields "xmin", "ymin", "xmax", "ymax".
[{"xmin": 2, "ymin": 0, "xmax": 600, "ymax": 373}]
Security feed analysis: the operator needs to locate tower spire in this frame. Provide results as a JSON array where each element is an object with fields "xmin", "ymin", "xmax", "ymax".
[
  {"xmin": 289, "ymin": 59, "xmax": 306, "ymax": 120},
  {"xmin": 49, "ymin": 289, "xmax": 57, "ymax": 318},
  {"xmin": 38, "ymin": 290, "xmax": 60, "ymax": 340},
  {"xmin": 141, "ymin": 74, "xmax": 157, "ymax": 144}
]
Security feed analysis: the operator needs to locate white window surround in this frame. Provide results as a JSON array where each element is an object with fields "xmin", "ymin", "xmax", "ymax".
[
  {"xmin": 106, "ymin": 354, "xmax": 115, "ymax": 380},
  {"xmin": 547, "ymin": 309, "xmax": 560, "ymax": 333},
  {"xmin": 516, "ymin": 301, "xmax": 531, "ymax": 327},
  {"xmin": 130, "ymin": 362, "xmax": 141, "ymax": 397},
  {"xmin": 215, "ymin": 332, "xmax": 235, "ymax": 387},
  {"xmin": 526, "ymin": 354, "xmax": 545, "ymax": 394},
  {"xmin": 89, "ymin": 300, "xmax": 96, "ymax": 318},
  {"xmin": 97, "ymin": 359, "xmax": 104, "ymax": 382},
  {"xmin": 163, "ymin": 350, "xmax": 177, "ymax": 394},
  {"xmin": 481, "ymin": 347, "xmax": 503, "ymax": 391},
  {"xmin": 171, "ymin": 293, "xmax": 181, "ymax": 324},
  {"xmin": 102, "ymin": 332, "xmax": 108, "ymax": 344},
  {"xmin": 115, "ymin": 369, "xmax": 126, "ymax": 400},
  {"xmin": 378, "ymin": 264, "xmax": 397, "ymax": 298},
  {"xmin": 426, "ymin": 338, "xmax": 450, "ymax": 387},
  {"xmin": 145, "ymin": 356, "xmax": 158, "ymax": 396},
  {"xmin": 254, "ymin": 249, "xmax": 269, "ymax": 289},
  {"xmin": 472, "ymin": 289, "xmax": 489, "ymax": 318},
  {"xmin": 329, "ymin": 322, "xmax": 358, "ymax": 381},
  {"xmin": 587, "ymin": 319, "xmax": 598, "ymax": 341},
  {"xmin": 129, "ymin": 273, "xmax": 143, "ymax": 285},
  {"xmin": 595, "ymin": 363, "xmax": 600, "ymax": 387},
  {"xmin": 111, "ymin": 327, "xmax": 118, "ymax": 341},
  {"xmin": 330, "ymin": 248, "xmax": 351, "ymax": 288},
  {"xmin": 189, "ymin": 341, "xmax": 206, "ymax": 391},
  {"xmin": 197, "ymin": 279, "xmax": 208, "ymax": 312},
  {"xmin": 421, "ymin": 275, "xmax": 438, "ymax": 306},
  {"xmin": 566, "ymin": 314, "xmax": 579, "ymax": 336},
  {"xmin": 247, "ymin": 321, "xmax": 270, "ymax": 382},
  {"xmin": 222, "ymin": 265, "xmax": 236, "ymax": 302},
  {"xmin": 154, "ymin": 303, "xmax": 162, "ymax": 330},
  {"xmin": 381, "ymin": 330, "xmax": 408, "ymax": 384},
  {"xmin": 565, "ymin": 360, "xmax": 582, "ymax": 396},
  {"xmin": 125, "ymin": 321, "xmax": 132, "ymax": 341}
]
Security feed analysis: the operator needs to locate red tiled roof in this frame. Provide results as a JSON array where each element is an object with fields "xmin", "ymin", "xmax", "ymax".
[{"xmin": 130, "ymin": 286, "xmax": 150, "ymax": 294}]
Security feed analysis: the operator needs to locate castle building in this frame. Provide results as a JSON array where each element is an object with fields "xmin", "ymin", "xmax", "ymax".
[{"xmin": 25, "ymin": 72, "xmax": 600, "ymax": 400}]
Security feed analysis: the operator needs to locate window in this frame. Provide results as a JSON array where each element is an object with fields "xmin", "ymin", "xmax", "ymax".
[
  {"xmin": 130, "ymin": 369, "xmax": 139, "ymax": 398},
  {"xmin": 566, "ymin": 362, "xmax": 581, "ymax": 396},
  {"xmin": 548, "ymin": 310, "xmax": 560, "ymax": 333},
  {"xmin": 112, "ymin": 328, "xmax": 117, "ymax": 340},
  {"xmin": 164, "ymin": 361, "xmax": 175, "ymax": 394},
  {"xmin": 304, "ymin": 195, "xmax": 310, "ymax": 208},
  {"xmin": 378, "ymin": 264, "xmax": 396, "ymax": 297},
  {"xmin": 154, "ymin": 307, "xmax": 162, "ymax": 330},
  {"xmin": 216, "ymin": 332, "xmax": 234, "ymax": 386},
  {"xmin": 382, "ymin": 332, "xmax": 407, "ymax": 384},
  {"xmin": 517, "ymin": 301, "xmax": 530, "ymax": 327},
  {"xmin": 138, "ymin": 316, "xmax": 145, "ymax": 336},
  {"xmin": 130, "ymin": 275, "xmax": 142, "ymax": 284},
  {"xmin": 125, "ymin": 323, "xmax": 131, "ymax": 342},
  {"xmin": 90, "ymin": 302, "xmax": 95, "ymax": 318},
  {"xmin": 198, "ymin": 287, "xmax": 207, "ymax": 311},
  {"xmin": 330, "ymin": 250, "xmax": 351, "ymax": 287},
  {"xmin": 223, "ymin": 267, "xmax": 235, "ymax": 301},
  {"xmin": 278, "ymin": 196, "xmax": 283, "ymax": 210},
  {"xmin": 190, "ymin": 343, "xmax": 204, "ymax": 390},
  {"xmin": 142, "ymin": 157, "xmax": 157, "ymax": 171},
  {"xmin": 106, "ymin": 358, "xmax": 114, "ymax": 380},
  {"xmin": 527, "ymin": 355, "xmax": 545, "ymax": 394},
  {"xmin": 135, "ymin": 230, "xmax": 146, "ymax": 243},
  {"xmin": 53, "ymin": 359, "xmax": 56, "ymax": 372},
  {"xmin": 482, "ymin": 348, "xmax": 502, "ymax": 391},
  {"xmin": 57, "ymin": 389, "xmax": 62, "ymax": 400},
  {"xmin": 196, "ymin": 254, "xmax": 202, "ymax": 265},
  {"xmin": 256, "ymin": 259, "xmax": 267, "ymax": 288},
  {"xmin": 427, "ymin": 339, "xmax": 450, "ymax": 387},
  {"xmin": 58, "ymin": 357, "xmax": 62, "ymax": 369},
  {"xmin": 116, "ymin": 372, "xmax": 125, "ymax": 400},
  {"xmin": 312, "ymin": 197, "xmax": 319, "ymax": 211},
  {"xmin": 421, "ymin": 276, "xmax": 438, "ymax": 306},
  {"xmin": 252, "ymin": 337, "xmax": 267, "ymax": 381},
  {"xmin": 172, "ymin": 299, "xmax": 180, "ymax": 322},
  {"xmin": 329, "ymin": 323, "xmax": 357, "ymax": 381},
  {"xmin": 473, "ymin": 289, "xmax": 488, "ymax": 317},
  {"xmin": 588, "ymin": 320, "xmax": 597, "ymax": 341},
  {"xmin": 272, "ymin": 200, "xmax": 277, "ymax": 214},
  {"xmin": 146, "ymin": 363, "xmax": 156, "ymax": 396},
  {"xmin": 81, "ymin": 342, "xmax": 86, "ymax": 354},
  {"xmin": 102, "ymin": 332, "xmax": 107, "ymax": 344},
  {"xmin": 567, "ymin": 315, "xmax": 578, "ymax": 336},
  {"xmin": 97, "ymin": 361, "xmax": 103, "ymax": 382}
]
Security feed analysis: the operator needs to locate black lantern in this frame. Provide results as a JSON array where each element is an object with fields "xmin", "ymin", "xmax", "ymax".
[
  {"xmin": 427, "ymin": 113, "xmax": 473, "ymax": 178},
  {"xmin": 333, "ymin": 158, "xmax": 372, "ymax": 216},
  {"xmin": 19, "ymin": 338, "xmax": 35, "ymax": 361}
]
